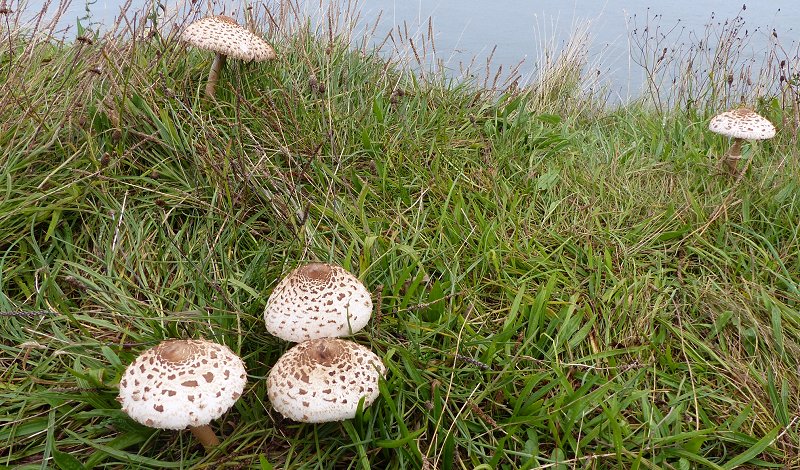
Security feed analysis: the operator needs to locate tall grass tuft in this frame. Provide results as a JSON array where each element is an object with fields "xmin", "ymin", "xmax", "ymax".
[{"xmin": 629, "ymin": 6, "xmax": 800, "ymax": 118}]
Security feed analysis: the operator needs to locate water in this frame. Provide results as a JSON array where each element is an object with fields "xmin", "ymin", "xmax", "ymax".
[
  {"xmin": 365, "ymin": 1, "xmax": 798, "ymax": 99},
  {"xmin": 12, "ymin": 0, "xmax": 800, "ymax": 100}
]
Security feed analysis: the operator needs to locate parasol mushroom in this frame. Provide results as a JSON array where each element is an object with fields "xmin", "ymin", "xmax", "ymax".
[
  {"xmin": 181, "ymin": 15, "xmax": 276, "ymax": 98},
  {"xmin": 709, "ymin": 107, "xmax": 776, "ymax": 175},
  {"xmin": 117, "ymin": 339, "xmax": 247, "ymax": 450}
]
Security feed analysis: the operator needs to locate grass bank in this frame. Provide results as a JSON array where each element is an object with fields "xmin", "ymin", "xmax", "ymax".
[{"xmin": 1, "ymin": 1, "xmax": 799, "ymax": 468}]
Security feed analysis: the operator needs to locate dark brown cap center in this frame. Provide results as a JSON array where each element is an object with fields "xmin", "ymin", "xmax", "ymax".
[
  {"xmin": 155, "ymin": 340, "xmax": 198, "ymax": 363},
  {"xmin": 214, "ymin": 15, "xmax": 238, "ymax": 25},
  {"xmin": 298, "ymin": 263, "xmax": 334, "ymax": 282},
  {"xmin": 731, "ymin": 107, "xmax": 755, "ymax": 118},
  {"xmin": 309, "ymin": 340, "xmax": 347, "ymax": 366}
]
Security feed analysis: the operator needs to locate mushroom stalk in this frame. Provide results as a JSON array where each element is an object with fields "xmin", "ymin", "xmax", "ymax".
[
  {"xmin": 206, "ymin": 53, "xmax": 227, "ymax": 98},
  {"xmin": 724, "ymin": 138, "xmax": 744, "ymax": 175},
  {"xmin": 189, "ymin": 424, "xmax": 220, "ymax": 449}
]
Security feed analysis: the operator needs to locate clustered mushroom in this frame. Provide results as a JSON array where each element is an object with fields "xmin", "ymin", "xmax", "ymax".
[
  {"xmin": 117, "ymin": 339, "xmax": 247, "ymax": 450},
  {"xmin": 709, "ymin": 107, "xmax": 776, "ymax": 176},
  {"xmin": 181, "ymin": 15, "xmax": 276, "ymax": 98},
  {"xmin": 117, "ymin": 262, "xmax": 384, "ymax": 450},
  {"xmin": 264, "ymin": 262, "xmax": 386, "ymax": 423}
]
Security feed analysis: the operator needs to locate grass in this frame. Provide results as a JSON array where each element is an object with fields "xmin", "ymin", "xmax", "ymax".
[{"xmin": 1, "ymin": 0, "xmax": 799, "ymax": 468}]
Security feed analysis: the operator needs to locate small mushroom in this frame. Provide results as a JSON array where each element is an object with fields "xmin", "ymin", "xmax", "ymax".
[
  {"xmin": 709, "ymin": 107, "xmax": 776, "ymax": 175},
  {"xmin": 117, "ymin": 339, "xmax": 247, "ymax": 450},
  {"xmin": 264, "ymin": 263, "xmax": 373, "ymax": 343},
  {"xmin": 181, "ymin": 15, "xmax": 276, "ymax": 98},
  {"xmin": 267, "ymin": 338, "xmax": 386, "ymax": 423}
]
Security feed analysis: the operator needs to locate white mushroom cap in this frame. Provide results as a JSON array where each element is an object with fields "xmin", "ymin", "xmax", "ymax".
[
  {"xmin": 117, "ymin": 339, "xmax": 247, "ymax": 430},
  {"xmin": 709, "ymin": 108, "xmax": 776, "ymax": 140},
  {"xmin": 181, "ymin": 15, "xmax": 276, "ymax": 62},
  {"xmin": 267, "ymin": 338, "xmax": 386, "ymax": 423},
  {"xmin": 264, "ymin": 263, "xmax": 373, "ymax": 342}
]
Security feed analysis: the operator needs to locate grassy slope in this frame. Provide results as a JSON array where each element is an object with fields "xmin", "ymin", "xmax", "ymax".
[{"xmin": 1, "ymin": 7, "xmax": 799, "ymax": 470}]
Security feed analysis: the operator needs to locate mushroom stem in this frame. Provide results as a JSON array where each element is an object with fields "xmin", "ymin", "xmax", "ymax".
[
  {"xmin": 724, "ymin": 138, "xmax": 744, "ymax": 176},
  {"xmin": 189, "ymin": 424, "xmax": 220, "ymax": 450},
  {"xmin": 206, "ymin": 52, "xmax": 227, "ymax": 98}
]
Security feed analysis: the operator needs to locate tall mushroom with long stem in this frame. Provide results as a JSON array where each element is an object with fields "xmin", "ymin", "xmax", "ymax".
[
  {"xmin": 181, "ymin": 15, "xmax": 276, "ymax": 98},
  {"xmin": 117, "ymin": 339, "xmax": 247, "ymax": 450},
  {"xmin": 709, "ymin": 107, "xmax": 776, "ymax": 176}
]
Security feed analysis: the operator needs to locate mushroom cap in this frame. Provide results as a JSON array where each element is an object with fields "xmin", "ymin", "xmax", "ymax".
[
  {"xmin": 181, "ymin": 15, "xmax": 276, "ymax": 61},
  {"xmin": 264, "ymin": 263, "xmax": 373, "ymax": 342},
  {"xmin": 117, "ymin": 339, "xmax": 247, "ymax": 430},
  {"xmin": 709, "ymin": 107, "xmax": 776, "ymax": 140},
  {"xmin": 267, "ymin": 338, "xmax": 386, "ymax": 422}
]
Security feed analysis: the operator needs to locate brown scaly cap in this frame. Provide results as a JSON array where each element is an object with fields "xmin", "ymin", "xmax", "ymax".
[
  {"xmin": 267, "ymin": 338, "xmax": 386, "ymax": 423},
  {"xmin": 709, "ymin": 108, "xmax": 776, "ymax": 140},
  {"xmin": 264, "ymin": 263, "xmax": 373, "ymax": 342},
  {"xmin": 117, "ymin": 339, "xmax": 247, "ymax": 430},
  {"xmin": 181, "ymin": 15, "xmax": 276, "ymax": 61}
]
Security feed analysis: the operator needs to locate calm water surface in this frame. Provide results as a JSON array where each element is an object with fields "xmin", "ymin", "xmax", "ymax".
[
  {"xmin": 17, "ymin": 0, "xmax": 800, "ymax": 99},
  {"xmin": 368, "ymin": 1, "xmax": 798, "ymax": 96}
]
